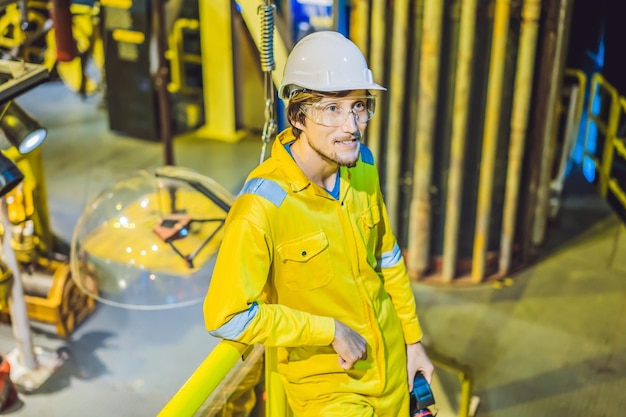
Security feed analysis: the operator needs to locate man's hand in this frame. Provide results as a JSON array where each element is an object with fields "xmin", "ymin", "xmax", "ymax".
[
  {"xmin": 406, "ymin": 341, "xmax": 434, "ymax": 391},
  {"xmin": 331, "ymin": 319, "xmax": 367, "ymax": 370}
]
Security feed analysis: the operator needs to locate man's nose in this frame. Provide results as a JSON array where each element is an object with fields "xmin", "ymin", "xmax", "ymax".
[{"xmin": 341, "ymin": 109, "xmax": 358, "ymax": 131}]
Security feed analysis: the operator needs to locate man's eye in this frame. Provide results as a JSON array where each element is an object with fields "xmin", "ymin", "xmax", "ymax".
[
  {"xmin": 325, "ymin": 105, "xmax": 339, "ymax": 113},
  {"xmin": 354, "ymin": 101, "xmax": 366, "ymax": 110}
]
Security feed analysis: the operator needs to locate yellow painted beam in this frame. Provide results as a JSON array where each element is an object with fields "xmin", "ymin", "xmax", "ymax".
[{"xmin": 197, "ymin": 0, "xmax": 246, "ymax": 142}]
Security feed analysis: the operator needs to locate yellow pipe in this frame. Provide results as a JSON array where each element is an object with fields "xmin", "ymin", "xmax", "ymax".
[
  {"xmin": 615, "ymin": 140, "xmax": 626, "ymax": 159},
  {"xmin": 608, "ymin": 96, "xmax": 626, "ymax": 210},
  {"xmin": 582, "ymin": 74, "xmax": 598, "ymax": 156},
  {"xmin": 597, "ymin": 78, "xmax": 620, "ymax": 198},
  {"xmin": 350, "ymin": 0, "xmax": 370, "ymax": 58},
  {"xmin": 441, "ymin": 0, "xmax": 478, "ymax": 282},
  {"xmin": 606, "ymin": 99, "xmax": 626, "ymax": 210},
  {"xmin": 165, "ymin": 18, "xmax": 201, "ymax": 94},
  {"xmin": 531, "ymin": 0, "xmax": 573, "ymax": 245},
  {"xmin": 407, "ymin": 0, "xmax": 444, "ymax": 277},
  {"xmin": 609, "ymin": 179, "xmax": 626, "ymax": 208},
  {"xmin": 366, "ymin": 0, "xmax": 387, "ymax": 161},
  {"xmin": 498, "ymin": 0, "xmax": 541, "ymax": 276},
  {"xmin": 471, "ymin": 0, "xmax": 510, "ymax": 283},
  {"xmin": 384, "ymin": 0, "xmax": 410, "ymax": 231},
  {"xmin": 425, "ymin": 348, "xmax": 474, "ymax": 417},
  {"xmin": 458, "ymin": 376, "xmax": 473, "ymax": 417},
  {"xmin": 157, "ymin": 341, "xmax": 248, "ymax": 417}
]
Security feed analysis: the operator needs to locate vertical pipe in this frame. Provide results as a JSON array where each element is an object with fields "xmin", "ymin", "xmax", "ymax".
[
  {"xmin": 366, "ymin": 0, "xmax": 387, "ymax": 162},
  {"xmin": 520, "ymin": 0, "xmax": 559, "ymax": 261},
  {"xmin": 531, "ymin": 0, "xmax": 573, "ymax": 245},
  {"xmin": 350, "ymin": 0, "xmax": 370, "ymax": 55},
  {"xmin": 384, "ymin": 0, "xmax": 410, "ymax": 231},
  {"xmin": 407, "ymin": 0, "xmax": 444, "ymax": 277},
  {"xmin": 471, "ymin": 0, "xmax": 510, "ymax": 283},
  {"xmin": 552, "ymin": 85, "xmax": 580, "ymax": 196},
  {"xmin": 153, "ymin": 0, "xmax": 174, "ymax": 164},
  {"xmin": 499, "ymin": 0, "xmax": 542, "ymax": 276},
  {"xmin": 1, "ymin": 199, "xmax": 37, "ymax": 370},
  {"xmin": 441, "ymin": 0, "xmax": 478, "ymax": 282},
  {"xmin": 458, "ymin": 374, "xmax": 473, "ymax": 417}
]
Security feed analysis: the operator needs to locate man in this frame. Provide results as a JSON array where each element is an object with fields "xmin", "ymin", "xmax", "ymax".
[{"xmin": 204, "ymin": 31, "xmax": 433, "ymax": 416}]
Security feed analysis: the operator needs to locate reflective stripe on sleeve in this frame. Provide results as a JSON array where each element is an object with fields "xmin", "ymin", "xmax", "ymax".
[
  {"xmin": 379, "ymin": 243, "xmax": 402, "ymax": 268},
  {"xmin": 238, "ymin": 178, "xmax": 287, "ymax": 207},
  {"xmin": 209, "ymin": 302, "xmax": 259, "ymax": 340}
]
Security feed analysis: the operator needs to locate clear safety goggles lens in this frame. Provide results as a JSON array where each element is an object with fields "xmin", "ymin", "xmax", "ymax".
[{"xmin": 303, "ymin": 96, "xmax": 376, "ymax": 127}]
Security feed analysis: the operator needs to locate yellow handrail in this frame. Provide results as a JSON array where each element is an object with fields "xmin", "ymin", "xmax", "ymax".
[
  {"xmin": 157, "ymin": 341, "xmax": 251, "ymax": 417},
  {"xmin": 426, "ymin": 349, "xmax": 475, "ymax": 417},
  {"xmin": 582, "ymin": 73, "xmax": 626, "ymax": 220}
]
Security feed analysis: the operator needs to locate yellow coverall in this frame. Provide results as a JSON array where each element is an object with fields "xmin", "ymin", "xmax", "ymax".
[{"xmin": 204, "ymin": 129, "xmax": 423, "ymax": 416}]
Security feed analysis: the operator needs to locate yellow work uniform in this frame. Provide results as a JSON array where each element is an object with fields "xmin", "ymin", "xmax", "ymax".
[{"xmin": 204, "ymin": 129, "xmax": 423, "ymax": 416}]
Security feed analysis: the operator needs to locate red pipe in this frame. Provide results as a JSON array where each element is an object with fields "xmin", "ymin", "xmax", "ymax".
[{"xmin": 50, "ymin": 0, "xmax": 77, "ymax": 62}]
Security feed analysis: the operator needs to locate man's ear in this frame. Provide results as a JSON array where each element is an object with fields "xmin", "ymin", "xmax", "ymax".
[{"xmin": 292, "ymin": 118, "xmax": 306, "ymax": 131}]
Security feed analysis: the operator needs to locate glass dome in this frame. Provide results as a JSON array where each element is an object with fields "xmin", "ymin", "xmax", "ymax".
[{"xmin": 70, "ymin": 166, "xmax": 235, "ymax": 310}]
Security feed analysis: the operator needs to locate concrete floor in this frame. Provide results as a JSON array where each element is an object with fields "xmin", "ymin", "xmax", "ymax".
[{"xmin": 0, "ymin": 80, "xmax": 623, "ymax": 416}]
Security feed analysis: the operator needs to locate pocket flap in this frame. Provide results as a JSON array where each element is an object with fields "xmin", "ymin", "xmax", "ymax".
[
  {"xmin": 361, "ymin": 204, "xmax": 381, "ymax": 228},
  {"xmin": 277, "ymin": 231, "xmax": 329, "ymax": 263}
]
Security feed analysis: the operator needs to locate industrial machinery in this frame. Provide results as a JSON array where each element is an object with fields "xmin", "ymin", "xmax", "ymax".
[
  {"xmin": 0, "ymin": 0, "xmax": 104, "ymax": 96},
  {"xmin": 0, "ymin": 119, "xmax": 96, "ymax": 339},
  {"xmin": 0, "ymin": 57, "xmax": 95, "ymax": 339}
]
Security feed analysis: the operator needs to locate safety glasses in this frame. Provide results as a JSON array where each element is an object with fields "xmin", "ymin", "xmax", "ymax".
[{"xmin": 302, "ymin": 95, "xmax": 376, "ymax": 127}]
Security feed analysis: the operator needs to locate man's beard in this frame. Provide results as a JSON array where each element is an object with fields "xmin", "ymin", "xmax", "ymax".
[{"xmin": 310, "ymin": 131, "xmax": 362, "ymax": 168}]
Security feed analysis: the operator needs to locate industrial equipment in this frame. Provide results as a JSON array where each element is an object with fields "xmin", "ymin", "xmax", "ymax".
[
  {"xmin": 0, "ymin": 0, "xmax": 104, "ymax": 96},
  {"xmin": 0, "ymin": 59, "xmax": 91, "ymax": 341}
]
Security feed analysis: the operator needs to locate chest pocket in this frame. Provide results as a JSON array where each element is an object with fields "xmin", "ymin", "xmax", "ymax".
[
  {"xmin": 360, "ymin": 204, "xmax": 381, "ymax": 229},
  {"xmin": 359, "ymin": 203, "xmax": 381, "ymax": 244},
  {"xmin": 276, "ymin": 230, "xmax": 333, "ymax": 291}
]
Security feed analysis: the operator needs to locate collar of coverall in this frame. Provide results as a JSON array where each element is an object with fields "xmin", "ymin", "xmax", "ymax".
[{"xmin": 273, "ymin": 128, "xmax": 354, "ymax": 195}]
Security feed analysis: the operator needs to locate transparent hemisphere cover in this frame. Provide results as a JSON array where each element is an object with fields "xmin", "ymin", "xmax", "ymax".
[{"xmin": 70, "ymin": 166, "xmax": 234, "ymax": 310}]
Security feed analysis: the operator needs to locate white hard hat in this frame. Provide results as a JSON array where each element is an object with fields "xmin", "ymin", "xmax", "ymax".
[{"xmin": 279, "ymin": 31, "xmax": 386, "ymax": 99}]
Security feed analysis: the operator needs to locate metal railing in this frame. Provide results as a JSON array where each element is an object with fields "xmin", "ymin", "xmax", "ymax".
[
  {"xmin": 158, "ymin": 342, "xmax": 477, "ymax": 417},
  {"xmin": 585, "ymin": 73, "xmax": 626, "ymax": 219},
  {"xmin": 158, "ymin": 342, "xmax": 263, "ymax": 417}
]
